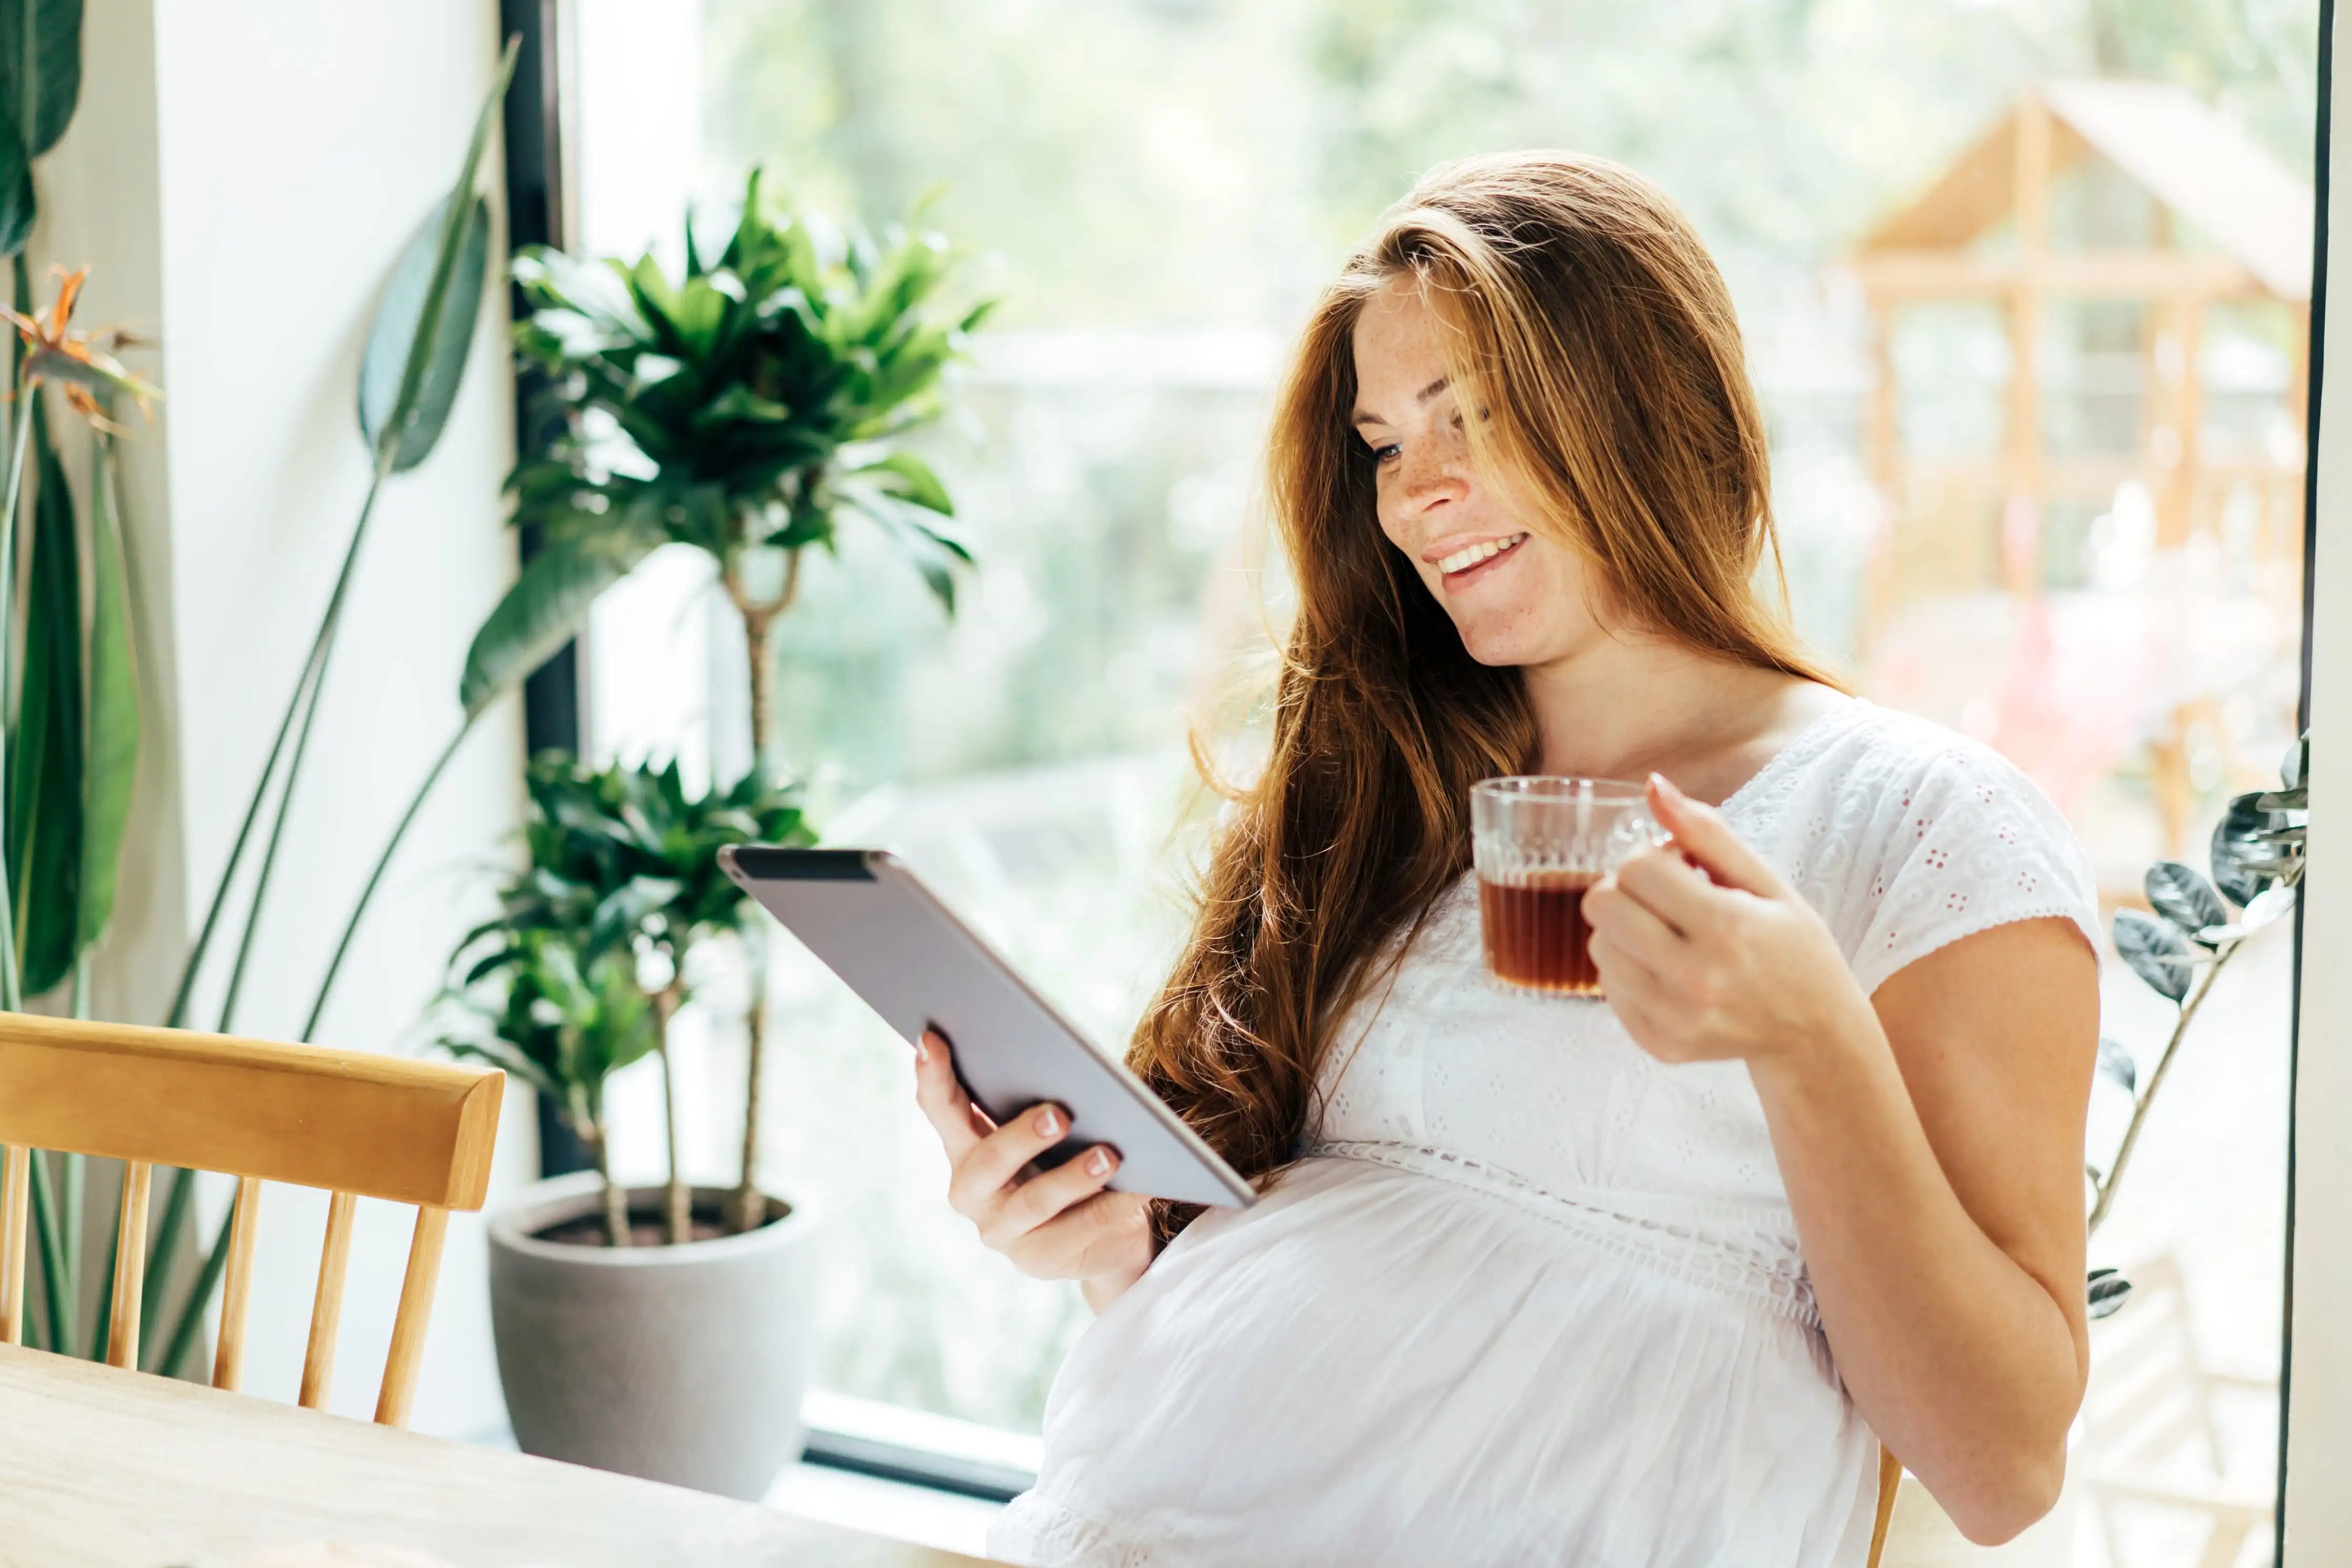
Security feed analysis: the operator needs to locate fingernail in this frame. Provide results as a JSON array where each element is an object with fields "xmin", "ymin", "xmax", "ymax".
[
  {"xmin": 1087, "ymin": 1147, "xmax": 1113, "ymax": 1177},
  {"xmin": 1649, "ymin": 772, "xmax": 1686, "ymax": 804},
  {"xmin": 1035, "ymin": 1105, "xmax": 1061, "ymax": 1136},
  {"xmin": 913, "ymin": 1036, "xmax": 930, "ymax": 1065}
]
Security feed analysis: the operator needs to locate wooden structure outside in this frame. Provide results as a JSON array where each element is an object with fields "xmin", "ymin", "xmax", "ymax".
[
  {"xmin": 0, "ymin": 1012, "xmax": 502, "ymax": 1428},
  {"xmin": 1849, "ymin": 80, "xmax": 2313, "ymax": 852}
]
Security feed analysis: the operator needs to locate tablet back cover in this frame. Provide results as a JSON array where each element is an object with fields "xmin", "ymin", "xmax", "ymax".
[{"xmin": 723, "ymin": 846, "xmax": 1253, "ymax": 1209}]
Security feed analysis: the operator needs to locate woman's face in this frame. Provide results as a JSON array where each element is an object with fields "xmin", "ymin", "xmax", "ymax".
[{"xmin": 1350, "ymin": 276, "xmax": 1608, "ymax": 670}]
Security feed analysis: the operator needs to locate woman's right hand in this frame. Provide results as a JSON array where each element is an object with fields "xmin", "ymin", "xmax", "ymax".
[{"xmin": 913, "ymin": 1027, "xmax": 1155, "ymax": 1311}]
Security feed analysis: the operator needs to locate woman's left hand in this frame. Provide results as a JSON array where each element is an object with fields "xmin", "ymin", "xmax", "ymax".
[{"xmin": 1582, "ymin": 772, "xmax": 1876, "ymax": 1068}]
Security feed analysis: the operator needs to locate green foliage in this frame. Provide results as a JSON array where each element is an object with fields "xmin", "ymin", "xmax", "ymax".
[
  {"xmin": 9, "ymin": 391, "xmax": 80, "ymax": 994},
  {"xmin": 466, "ymin": 170, "xmax": 990, "ymax": 710},
  {"xmin": 439, "ymin": 752, "xmax": 814, "ymax": 1131},
  {"xmin": 436, "ymin": 930, "xmax": 655, "ymax": 1143},
  {"xmin": 485, "ymin": 752, "xmax": 815, "ymax": 978},
  {"xmin": 78, "ymin": 423, "xmax": 136, "ymax": 954},
  {"xmin": 360, "ymin": 197, "xmax": 495, "ymax": 474},
  {"xmin": 0, "ymin": 0, "xmax": 82, "ymax": 256}
]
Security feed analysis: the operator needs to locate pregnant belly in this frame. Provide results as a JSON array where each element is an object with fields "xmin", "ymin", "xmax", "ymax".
[{"xmin": 1000, "ymin": 1154, "xmax": 1879, "ymax": 1568}]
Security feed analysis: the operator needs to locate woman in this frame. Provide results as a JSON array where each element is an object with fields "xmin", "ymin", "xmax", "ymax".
[{"xmin": 913, "ymin": 151, "xmax": 2100, "ymax": 1566}]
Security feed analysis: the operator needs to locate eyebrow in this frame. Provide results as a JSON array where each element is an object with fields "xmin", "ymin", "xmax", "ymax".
[{"xmin": 1350, "ymin": 375, "xmax": 1451, "ymax": 428}]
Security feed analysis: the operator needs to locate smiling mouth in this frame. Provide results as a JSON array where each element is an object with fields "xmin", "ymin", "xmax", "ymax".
[{"xmin": 1435, "ymin": 533, "xmax": 1528, "ymax": 576}]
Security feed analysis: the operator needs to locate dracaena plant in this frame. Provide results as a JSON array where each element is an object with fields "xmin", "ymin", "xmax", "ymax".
[
  {"xmin": 451, "ymin": 170, "xmax": 992, "ymax": 1235},
  {"xmin": 435, "ymin": 930, "xmax": 654, "ymax": 1248},
  {"xmin": 2081, "ymin": 731, "xmax": 2309, "ymax": 1323},
  {"xmin": 448, "ymin": 753, "xmax": 813, "ymax": 1245}
]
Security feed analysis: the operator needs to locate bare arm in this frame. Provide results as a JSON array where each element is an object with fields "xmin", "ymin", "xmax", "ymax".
[{"xmin": 1583, "ymin": 775, "xmax": 2096, "ymax": 1545}]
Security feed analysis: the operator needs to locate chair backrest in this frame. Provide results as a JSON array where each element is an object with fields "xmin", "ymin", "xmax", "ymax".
[
  {"xmin": 0, "ymin": 1011, "xmax": 502, "ymax": 1427},
  {"xmin": 2079, "ymin": 1251, "xmax": 2233, "ymax": 1471}
]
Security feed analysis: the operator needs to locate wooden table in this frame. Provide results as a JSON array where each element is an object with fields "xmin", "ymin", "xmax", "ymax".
[{"xmin": 0, "ymin": 1346, "xmax": 987, "ymax": 1567}]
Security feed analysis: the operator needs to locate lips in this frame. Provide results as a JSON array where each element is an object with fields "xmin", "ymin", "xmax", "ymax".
[{"xmin": 1433, "ymin": 532, "xmax": 1527, "ymax": 582}]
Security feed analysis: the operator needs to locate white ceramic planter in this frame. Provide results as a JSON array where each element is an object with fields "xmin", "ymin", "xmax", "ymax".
[{"xmin": 488, "ymin": 1171, "xmax": 822, "ymax": 1501}]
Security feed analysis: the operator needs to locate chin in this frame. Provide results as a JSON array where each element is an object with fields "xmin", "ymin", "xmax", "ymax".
[{"xmin": 1447, "ymin": 616, "xmax": 1560, "ymax": 669}]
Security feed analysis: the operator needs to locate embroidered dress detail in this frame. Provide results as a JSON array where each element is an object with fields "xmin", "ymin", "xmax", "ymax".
[{"xmin": 989, "ymin": 700, "xmax": 2100, "ymax": 1568}]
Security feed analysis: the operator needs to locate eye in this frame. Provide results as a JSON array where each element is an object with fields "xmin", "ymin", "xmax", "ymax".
[{"xmin": 1369, "ymin": 442, "xmax": 1401, "ymax": 467}]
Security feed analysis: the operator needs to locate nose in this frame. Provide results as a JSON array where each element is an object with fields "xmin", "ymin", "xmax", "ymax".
[{"xmin": 1395, "ymin": 426, "xmax": 1471, "ymax": 516}]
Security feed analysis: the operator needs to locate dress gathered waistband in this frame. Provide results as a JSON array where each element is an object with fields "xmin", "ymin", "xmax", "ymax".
[{"xmin": 1308, "ymin": 1138, "xmax": 1820, "ymax": 1329}]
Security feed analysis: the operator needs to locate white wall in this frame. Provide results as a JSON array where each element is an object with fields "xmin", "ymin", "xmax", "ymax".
[{"xmin": 41, "ymin": 0, "xmax": 534, "ymax": 1437}]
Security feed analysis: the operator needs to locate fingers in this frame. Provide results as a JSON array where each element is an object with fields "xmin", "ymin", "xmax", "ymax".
[
  {"xmin": 1005, "ymin": 1189, "xmax": 1154, "ymax": 1281},
  {"xmin": 981, "ymin": 1144, "xmax": 1124, "ymax": 1251},
  {"xmin": 1583, "ymin": 872, "xmax": 1690, "ymax": 974},
  {"xmin": 1588, "ymin": 916, "xmax": 1668, "ymax": 1009},
  {"xmin": 912, "ymin": 1029, "xmax": 992, "ymax": 1160},
  {"xmin": 948, "ymin": 1099, "xmax": 1076, "ymax": 1218},
  {"xmin": 1600, "ymin": 847, "xmax": 1719, "ymax": 940},
  {"xmin": 1646, "ymin": 774, "xmax": 1787, "ymax": 899}
]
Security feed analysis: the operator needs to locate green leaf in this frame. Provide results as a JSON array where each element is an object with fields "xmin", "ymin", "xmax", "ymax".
[
  {"xmin": 853, "ymin": 450, "xmax": 954, "ymax": 514},
  {"xmin": 9, "ymin": 394, "xmax": 79, "ymax": 995},
  {"xmin": 0, "ymin": 0, "xmax": 82, "ymax": 160},
  {"xmin": 77, "ymin": 426, "xmax": 136, "ymax": 952},
  {"xmin": 358, "ymin": 195, "xmax": 491, "ymax": 473},
  {"xmin": 0, "ymin": 111, "xmax": 31, "ymax": 258},
  {"xmin": 356, "ymin": 36, "xmax": 515, "ymax": 471},
  {"xmin": 460, "ymin": 523, "xmax": 660, "ymax": 717}
]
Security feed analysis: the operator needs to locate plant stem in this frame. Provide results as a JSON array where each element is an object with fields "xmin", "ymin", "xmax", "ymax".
[
  {"xmin": 655, "ymin": 981, "xmax": 688, "ymax": 1245},
  {"xmin": 0, "ymin": 396, "xmax": 36, "ymax": 1014},
  {"xmin": 216, "ymin": 467, "xmax": 387, "ymax": 1033},
  {"xmin": 59, "ymin": 1150, "xmax": 81, "ymax": 1351},
  {"xmin": 725, "ymin": 559, "xmax": 793, "ymax": 1234},
  {"xmin": 26, "ymin": 1150, "xmax": 67, "ymax": 1355},
  {"xmin": 593, "ymin": 1120, "xmax": 629, "ymax": 1248},
  {"xmin": 87, "ymin": 1175, "xmax": 119, "ymax": 1368},
  {"xmin": 159, "ymin": 1196, "xmax": 237, "ymax": 1380},
  {"xmin": 2090, "ymin": 940, "xmax": 2242, "ymax": 1234},
  {"xmin": 160, "ymin": 466, "xmax": 388, "ymax": 1031},
  {"xmin": 298, "ymin": 717, "xmax": 472, "ymax": 1042},
  {"xmin": 731, "ymin": 925, "xmax": 769, "ymax": 1235}
]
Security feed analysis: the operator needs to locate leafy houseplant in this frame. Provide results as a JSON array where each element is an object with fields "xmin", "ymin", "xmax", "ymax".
[
  {"xmin": 437, "ymin": 928, "xmax": 654, "ymax": 1250},
  {"xmin": 2082, "ymin": 734, "xmax": 2309, "ymax": 1319},
  {"xmin": 441, "ymin": 754, "xmax": 810, "ymax": 1246},
  {"xmin": 454, "ymin": 756, "xmax": 823, "ymax": 1500},
  {"xmin": 464, "ymin": 170, "xmax": 992, "ymax": 1232}
]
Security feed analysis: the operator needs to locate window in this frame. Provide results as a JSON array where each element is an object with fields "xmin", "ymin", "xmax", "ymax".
[{"xmin": 564, "ymin": 7, "xmax": 2316, "ymax": 1540}]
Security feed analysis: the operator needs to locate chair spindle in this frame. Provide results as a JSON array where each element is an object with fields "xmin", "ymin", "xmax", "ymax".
[
  {"xmin": 211, "ymin": 1175, "xmax": 263, "ymax": 1393},
  {"xmin": 105, "ymin": 1159, "xmax": 152, "ymax": 1369},
  {"xmin": 0, "ymin": 1146, "xmax": 28, "ymax": 1347},
  {"xmin": 375, "ymin": 1205, "xmax": 451, "ymax": 1427},
  {"xmin": 300, "ymin": 1189, "xmax": 357, "ymax": 1410}
]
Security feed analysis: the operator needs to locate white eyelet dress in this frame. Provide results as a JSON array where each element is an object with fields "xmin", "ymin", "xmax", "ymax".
[{"xmin": 989, "ymin": 700, "xmax": 2101, "ymax": 1568}]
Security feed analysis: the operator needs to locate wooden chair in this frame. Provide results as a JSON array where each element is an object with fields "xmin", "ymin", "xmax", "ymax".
[
  {"xmin": 2077, "ymin": 1252, "xmax": 2275, "ymax": 1568},
  {"xmin": 0, "ymin": 1011, "xmax": 502, "ymax": 1428},
  {"xmin": 1869, "ymin": 1446, "xmax": 1901, "ymax": 1568}
]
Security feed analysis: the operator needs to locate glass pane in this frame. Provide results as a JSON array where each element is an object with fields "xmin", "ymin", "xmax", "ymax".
[{"xmin": 567, "ymin": 7, "xmax": 2316, "ymax": 1545}]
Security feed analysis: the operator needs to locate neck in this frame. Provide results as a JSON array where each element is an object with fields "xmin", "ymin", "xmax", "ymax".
[{"xmin": 1518, "ymin": 629, "xmax": 1796, "ymax": 783}]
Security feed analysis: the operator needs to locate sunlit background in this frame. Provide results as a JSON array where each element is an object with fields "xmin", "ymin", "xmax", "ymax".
[{"xmin": 564, "ymin": 4, "xmax": 2313, "ymax": 1561}]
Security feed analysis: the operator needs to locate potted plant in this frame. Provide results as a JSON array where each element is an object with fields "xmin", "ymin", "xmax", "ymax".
[
  {"xmin": 436, "ymin": 754, "xmax": 821, "ymax": 1498},
  {"xmin": 441, "ymin": 173, "xmax": 988, "ymax": 1497}
]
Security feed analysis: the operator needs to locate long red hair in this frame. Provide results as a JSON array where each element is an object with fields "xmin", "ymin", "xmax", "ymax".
[{"xmin": 1132, "ymin": 151, "xmax": 1839, "ymax": 1242}]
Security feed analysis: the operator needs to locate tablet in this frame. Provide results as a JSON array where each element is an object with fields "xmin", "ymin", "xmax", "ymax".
[{"xmin": 719, "ymin": 845, "xmax": 1257, "ymax": 1210}]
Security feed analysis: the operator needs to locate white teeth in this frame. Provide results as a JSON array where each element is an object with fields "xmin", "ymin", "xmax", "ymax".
[{"xmin": 1436, "ymin": 533, "xmax": 1527, "ymax": 575}]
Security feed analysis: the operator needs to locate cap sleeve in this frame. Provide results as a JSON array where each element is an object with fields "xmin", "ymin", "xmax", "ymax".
[{"xmin": 1839, "ymin": 737, "xmax": 2102, "ymax": 997}]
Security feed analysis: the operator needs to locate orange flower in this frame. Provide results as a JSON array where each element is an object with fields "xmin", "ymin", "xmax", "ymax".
[{"xmin": 0, "ymin": 266, "xmax": 160, "ymax": 431}]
